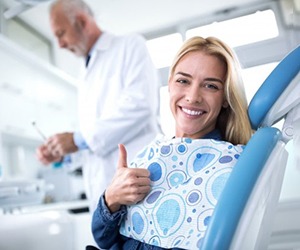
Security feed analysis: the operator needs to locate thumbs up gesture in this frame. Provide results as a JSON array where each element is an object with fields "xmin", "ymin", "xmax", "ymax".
[
  {"xmin": 105, "ymin": 144, "xmax": 151, "ymax": 213},
  {"xmin": 117, "ymin": 143, "xmax": 129, "ymax": 169}
]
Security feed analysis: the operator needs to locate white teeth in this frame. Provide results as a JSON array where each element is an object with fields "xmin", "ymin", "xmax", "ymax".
[{"xmin": 182, "ymin": 108, "xmax": 203, "ymax": 116}]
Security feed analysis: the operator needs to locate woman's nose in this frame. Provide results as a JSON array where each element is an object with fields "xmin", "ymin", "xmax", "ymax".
[{"xmin": 185, "ymin": 85, "xmax": 202, "ymax": 103}]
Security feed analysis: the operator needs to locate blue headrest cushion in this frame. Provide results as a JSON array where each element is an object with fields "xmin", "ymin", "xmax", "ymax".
[{"xmin": 248, "ymin": 45, "xmax": 300, "ymax": 130}]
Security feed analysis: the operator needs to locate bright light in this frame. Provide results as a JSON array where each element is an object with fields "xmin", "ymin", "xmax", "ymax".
[
  {"xmin": 23, "ymin": 82, "xmax": 66, "ymax": 105},
  {"xmin": 159, "ymin": 86, "xmax": 175, "ymax": 137},
  {"xmin": 48, "ymin": 223, "xmax": 61, "ymax": 235},
  {"xmin": 43, "ymin": 211, "xmax": 61, "ymax": 220},
  {"xmin": 146, "ymin": 33, "xmax": 183, "ymax": 69},
  {"xmin": 186, "ymin": 9, "xmax": 279, "ymax": 48},
  {"xmin": 242, "ymin": 62, "xmax": 278, "ymax": 104}
]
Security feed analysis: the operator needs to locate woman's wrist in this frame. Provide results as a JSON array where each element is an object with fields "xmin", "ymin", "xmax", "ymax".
[{"xmin": 104, "ymin": 190, "xmax": 121, "ymax": 213}]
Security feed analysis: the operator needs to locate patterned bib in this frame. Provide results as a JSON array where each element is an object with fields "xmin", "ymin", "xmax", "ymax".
[{"xmin": 120, "ymin": 136, "xmax": 244, "ymax": 249}]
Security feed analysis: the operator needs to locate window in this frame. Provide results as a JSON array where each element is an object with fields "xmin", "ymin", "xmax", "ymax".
[
  {"xmin": 146, "ymin": 33, "xmax": 183, "ymax": 69},
  {"xmin": 242, "ymin": 62, "xmax": 278, "ymax": 104},
  {"xmin": 186, "ymin": 9, "xmax": 279, "ymax": 48}
]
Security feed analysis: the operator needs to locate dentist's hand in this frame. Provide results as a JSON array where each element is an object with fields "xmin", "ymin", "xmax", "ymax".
[
  {"xmin": 46, "ymin": 132, "xmax": 78, "ymax": 157},
  {"xmin": 36, "ymin": 144, "xmax": 61, "ymax": 165},
  {"xmin": 105, "ymin": 144, "xmax": 151, "ymax": 213},
  {"xmin": 36, "ymin": 132, "xmax": 78, "ymax": 165}
]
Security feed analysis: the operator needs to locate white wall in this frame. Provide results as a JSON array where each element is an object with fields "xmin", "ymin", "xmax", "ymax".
[{"xmin": 0, "ymin": 34, "xmax": 78, "ymax": 180}]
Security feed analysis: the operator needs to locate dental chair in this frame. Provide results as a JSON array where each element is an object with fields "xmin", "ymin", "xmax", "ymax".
[
  {"xmin": 86, "ymin": 45, "xmax": 300, "ymax": 250},
  {"xmin": 200, "ymin": 44, "xmax": 300, "ymax": 250}
]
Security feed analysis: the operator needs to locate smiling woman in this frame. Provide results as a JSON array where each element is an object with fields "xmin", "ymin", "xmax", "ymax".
[
  {"xmin": 168, "ymin": 36, "xmax": 252, "ymax": 145},
  {"xmin": 90, "ymin": 36, "xmax": 253, "ymax": 250}
]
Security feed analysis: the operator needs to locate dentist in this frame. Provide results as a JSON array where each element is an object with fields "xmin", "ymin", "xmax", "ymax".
[{"xmin": 36, "ymin": 0, "xmax": 161, "ymax": 215}]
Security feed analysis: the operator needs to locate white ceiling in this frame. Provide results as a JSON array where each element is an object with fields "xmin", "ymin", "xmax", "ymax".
[{"xmin": 1, "ymin": 0, "xmax": 267, "ymax": 42}]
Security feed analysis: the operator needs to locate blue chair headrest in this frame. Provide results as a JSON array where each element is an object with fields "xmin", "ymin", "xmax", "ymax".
[{"xmin": 248, "ymin": 45, "xmax": 300, "ymax": 130}]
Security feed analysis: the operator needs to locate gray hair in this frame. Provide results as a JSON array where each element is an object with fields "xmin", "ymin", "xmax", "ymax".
[{"xmin": 50, "ymin": 0, "xmax": 94, "ymax": 23}]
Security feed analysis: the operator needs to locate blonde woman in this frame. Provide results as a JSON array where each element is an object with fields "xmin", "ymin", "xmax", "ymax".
[{"xmin": 91, "ymin": 36, "xmax": 252, "ymax": 250}]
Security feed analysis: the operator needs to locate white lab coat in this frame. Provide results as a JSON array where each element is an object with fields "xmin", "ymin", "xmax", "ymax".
[{"xmin": 77, "ymin": 32, "xmax": 161, "ymax": 213}]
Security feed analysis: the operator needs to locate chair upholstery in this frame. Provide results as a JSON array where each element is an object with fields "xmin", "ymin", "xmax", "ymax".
[{"xmin": 200, "ymin": 45, "xmax": 300, "ymax": 250}]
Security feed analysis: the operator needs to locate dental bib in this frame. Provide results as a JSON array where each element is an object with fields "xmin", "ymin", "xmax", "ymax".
[{"xmin": 120, "ymin": 136, "xmax": 244, "ymax": 249}]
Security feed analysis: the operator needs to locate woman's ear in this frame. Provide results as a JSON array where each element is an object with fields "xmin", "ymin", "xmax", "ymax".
[{"xmin": 222, "ymin": 100, "xmax": 229, "ymax": 108}]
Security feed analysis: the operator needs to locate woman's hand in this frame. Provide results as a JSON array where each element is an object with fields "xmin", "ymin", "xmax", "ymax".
[{"xmin": 105, "ymin": 144, "xmax": 151, "ymax": 213}]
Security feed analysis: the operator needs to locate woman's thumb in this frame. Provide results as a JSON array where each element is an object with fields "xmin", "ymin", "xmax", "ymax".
[{"xmin": 117, "ymin": 144, "xmax": 128, "ymax": 169}]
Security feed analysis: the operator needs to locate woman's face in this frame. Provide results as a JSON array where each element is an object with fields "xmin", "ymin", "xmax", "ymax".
[{"xmin": 169, "ymin": 51, "xmax": 228, "ymax": 139}]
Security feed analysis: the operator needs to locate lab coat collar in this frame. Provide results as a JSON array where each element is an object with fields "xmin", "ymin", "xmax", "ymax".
[
  {"xmin": 90, "ymin": 31, "xmax": 115, "ymax": 54},
  {"xmin": 84, "ymin": 32, "xmax": 114, "ymax": 71}
]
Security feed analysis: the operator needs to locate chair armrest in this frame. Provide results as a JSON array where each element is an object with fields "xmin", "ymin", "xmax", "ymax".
[{"xmin": 200, "ymin": 127, "xmax": 281, "ymax": 250}]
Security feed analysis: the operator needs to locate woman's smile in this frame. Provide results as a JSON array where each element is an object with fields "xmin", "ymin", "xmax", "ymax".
[{"xmin": 180, "ymin": 106, "xmax": 206, "ymax": 117}]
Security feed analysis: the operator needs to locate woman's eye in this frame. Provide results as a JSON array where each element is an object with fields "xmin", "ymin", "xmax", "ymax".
[
  {"xmin": 205, "ymin": 83, "xmax": 219, "ymax": 90},
  {"xmin": 176, "ymin": 79, "xmax": 189, "ymax": 84}
]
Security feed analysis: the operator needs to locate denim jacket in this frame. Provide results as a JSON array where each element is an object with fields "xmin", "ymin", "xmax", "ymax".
[
  {"xmin": 91, "ymin": 130, "xmax": 222, "ymax": 249},
  {"xmin": 92, "ymin": 194, "xmax": 185, "ymax": 250}
]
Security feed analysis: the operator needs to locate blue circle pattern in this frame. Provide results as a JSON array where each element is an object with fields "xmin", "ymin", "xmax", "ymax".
[
  {"xmin": 132, "ymin": 211, "xmax": 144, "ymax": 234},
  {"xmin": 146, "ymin": 190, "xmax": 162, "ymax": 204},
  {"xmin": 148, "ymin": 162, "xmax": 162, "ymax": 182},
  {"xmin": 167, "ymin": 170, "xmax": 187, "ymax": 188},
  {"xmin": 161, "ymin": 145, "xmax": 172, "ymax": 156},
  {"xmin": 120, "ymin": 136, "xmax": 244, "ymax": 249},
  {"xmin": 154, "ymin": 196, "xmax": 183, "ymax": 236},
  {"xmin": 177, "ymin": 144, "xmax": 187, "ymax": 154}
]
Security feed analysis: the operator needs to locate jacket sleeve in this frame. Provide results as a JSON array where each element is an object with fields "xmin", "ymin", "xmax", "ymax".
[{"xmin": 91, "ymin": 193, "xmax": 127, "ymax": 249}]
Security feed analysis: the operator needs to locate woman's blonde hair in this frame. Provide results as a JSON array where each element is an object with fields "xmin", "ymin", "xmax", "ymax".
[{"xmin": 169, "ymin": 36, "xmax": 253, "ymax": 145}]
